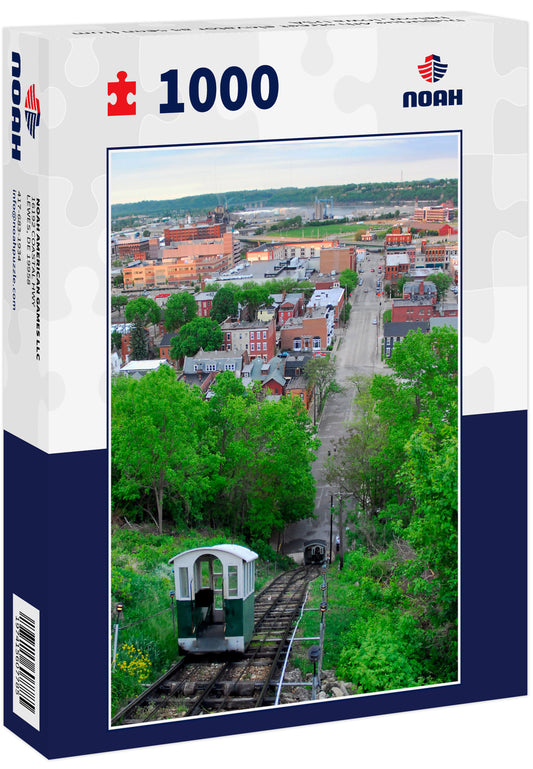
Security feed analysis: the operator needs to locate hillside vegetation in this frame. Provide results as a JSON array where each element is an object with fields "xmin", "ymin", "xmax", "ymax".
[
  {"xmin": 297, "ymin": 327, "xmax": 458, "ymax": 691},
  {"xmin": 111, "ymin": 178, "xmax": 458, "ymax": 220}
]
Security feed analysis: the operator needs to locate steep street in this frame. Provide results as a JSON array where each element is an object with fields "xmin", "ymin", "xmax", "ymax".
[{"xmin": 282, "ymin": 250, "xmax": 388, "ymax": 561}]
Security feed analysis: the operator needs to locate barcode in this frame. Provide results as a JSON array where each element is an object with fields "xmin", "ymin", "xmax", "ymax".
[{"xmin": 13, "ymin": 595, "xmax": 40, "ymax": 730}]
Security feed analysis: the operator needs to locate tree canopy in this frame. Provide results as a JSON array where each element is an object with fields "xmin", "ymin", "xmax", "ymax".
[
  {"xmin": 164, "ymin": 292, "xmax": 197, "ymax": 331},
  {"xmin": 427, "ymin": 272, "xmax": 453, "ymax": 302},
  {"xmin": 124, "ymin": 296, "xmax": 161, "ymax": 326},
  {"xmin": 209, "ymin": 285, "xmax": 240, "ymax": 324},
  {"xmin": 338, "ymin": 269, "xmax": 359, "ymax": 293},
  {"xmin": 236, "ymin": 283, "xmax": 273, "ymax": 321},
  {"xmin": 170, "ymin": 317, "xmax": 223, "ymax": 360},
  {"xmin": 111, "ymin": 367, "xmax": 318, "ymax": 540},
  {"xmin": 304, "ymin": 355, "xmax": 337, "ymax": 416},
  {"xmin": 325, "ymin": 326, "xmax": 458, "ymax": 691},
  {"xmin": 112, "ymin": 366, "xmax": 213, "ymax": 534}
]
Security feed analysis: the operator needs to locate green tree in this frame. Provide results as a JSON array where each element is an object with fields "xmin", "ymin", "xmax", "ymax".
[
  {"xmin": 164, "ymin": 292, "xmax": 198, "ymax": 332},
  {"xmin": 396, "ymin": 274, "xmax": 409, "ymax": 296},
  {"xmin": 384, "ymin": 326, "xmax": 458, "ymax": 428},
  {"xmin": 339, "ymin": 269, "xmax": 359, "ymax": 293},
  {"xmin": 124, "ymin": 296, "xmax": 161, "ymax": 328},
  {"xmin": 340, "ymin": 302, "xmax": 351, "ymax": 323},
  {"xmin": 170, "ymin": 317, "xmax": 223, "ymax": 360},
  {"xmin": 111, "ymin": 330, "xmax": 122, "ymax": 353},
  {"xmin": 400, "ymin": 424, "xmax": 458, "ymax": 631},
  {"xmin": 129, "ymin": 316, "xmax": 149, "ymax": 360},
  {"xmin": 112, "ymin": 366, "xmax": 214, "ymax": 534},
  {"xmin": 210, "ymin": 285, "xmax": 239, "ymax": 324},
  {"xmin": 427, "ymin": 272, "xmax": 453, "ymax": 302},
  {"xmin": 325, "ymin": 327, "xmax": 458, "ymax": 693},
  {"xmin": 206, "ymin": 375, "xmax": 318, "ymax": 541},
  {"xmin": 111, "ymin": 295, "xmax": 128, "ymax": 317},
  {"xmin": 304, "ymin": 356, "xmax": 337, "ymax": 417},
  {"xmin": 236, "ymin": 283, "xmax": 273, "ymax": 321}
]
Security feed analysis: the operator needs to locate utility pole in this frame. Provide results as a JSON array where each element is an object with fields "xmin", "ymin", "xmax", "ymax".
[
  {"xmin": 337, "ymin": 496, "xmax": 345, "ymax": 570},
  {"xmin": 329, "ymin": 494, "xmax": 334, "ymax": 563}
]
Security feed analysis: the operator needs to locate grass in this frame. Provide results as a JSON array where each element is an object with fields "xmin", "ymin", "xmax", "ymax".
[
  {"xmin": 268, "ymin": 223, "xmax": 368, "ymax": 240},
  {"xmin": 110, "ymin": 527, "xmax": 294, "ymax": 714},
  {"xmin": 291, "ymin": 563, "xmax": 355, "ymax": 680}
]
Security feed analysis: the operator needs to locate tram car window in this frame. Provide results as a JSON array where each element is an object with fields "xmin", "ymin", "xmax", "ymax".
[
  {"xmin": 169, "ymin": 544, "xmax": 258, "ymax": 654},
  {"xmin": 303, "ymin": 539, "xmax": 327, "ymax": 565}
]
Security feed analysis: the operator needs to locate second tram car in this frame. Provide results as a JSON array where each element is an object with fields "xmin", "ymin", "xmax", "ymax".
[{"xmin": 303, "ymin": 539, "xmax": 327, "ymax": 565}]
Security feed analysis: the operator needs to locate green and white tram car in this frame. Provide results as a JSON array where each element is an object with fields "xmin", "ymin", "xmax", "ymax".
[{"xmin": 169, "ymin": 544, "xmax": 258, "ymax": 654}]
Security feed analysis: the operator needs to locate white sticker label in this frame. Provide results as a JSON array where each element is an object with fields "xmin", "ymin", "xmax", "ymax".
[{"xmin": 13, "ymin": 594, "xmax": 40, "ymax": 731}]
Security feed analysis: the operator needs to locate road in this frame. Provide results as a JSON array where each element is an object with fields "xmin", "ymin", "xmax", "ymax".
[{"xmin": 282, "ymin": 250, "xmax": 389, "ymax": 562}]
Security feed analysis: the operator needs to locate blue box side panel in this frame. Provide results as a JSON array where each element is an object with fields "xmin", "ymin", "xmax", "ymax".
[
  {"xmin": 460, "ymin": 410, "xmax": 528, "ymax": 699},
  {"xmin": 3, "ymin": 432, "xmax": 109, "ymax": 758},
  {"xmin": 3, "ymin": 409, "xmax": 528, "ymax": 759}
]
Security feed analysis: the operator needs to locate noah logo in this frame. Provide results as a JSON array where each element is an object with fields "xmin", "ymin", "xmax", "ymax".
[
  {"xmin": 418, "ymin": 54, "xmax": 448, "ymax": 84},
  {"xmin": 24, "ymin": 84, "xmax": 41, "ymax": 138},
  {"xmin": 403, "ymin": 53, "xmax": 462, "ymax": 108},
  {"xmin": 11, "ymin": 52, "xmax": 22, "ymax": 160}
]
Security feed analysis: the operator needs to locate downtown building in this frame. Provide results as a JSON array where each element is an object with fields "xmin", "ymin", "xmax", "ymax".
[
  {"xmin": 164, "ymin": 222, "xmax": 226, "ymax": 244},
  {"xmin": 122, "ymin": 232, "xmax": 239, "ymax": 288}
]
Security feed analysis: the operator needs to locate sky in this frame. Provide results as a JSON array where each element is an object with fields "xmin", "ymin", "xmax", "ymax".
[{"xmin": 109, "ymin": 132, "xmax": 460, "ymax": 206}]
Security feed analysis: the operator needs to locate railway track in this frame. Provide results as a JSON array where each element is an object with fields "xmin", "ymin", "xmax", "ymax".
[{"xmin": 112, "ymin": 566, "xmax": 319, "ymax": 725}]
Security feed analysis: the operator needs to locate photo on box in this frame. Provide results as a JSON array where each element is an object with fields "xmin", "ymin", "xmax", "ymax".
[{"xmin": 108, "ymin": 132, "xmax": 460, "ymax": 726}]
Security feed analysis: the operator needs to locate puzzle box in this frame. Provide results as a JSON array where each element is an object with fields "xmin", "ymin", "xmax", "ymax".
[{"xmin": 3, "ymin": 11, "xmax": 528, "ymax": 759}]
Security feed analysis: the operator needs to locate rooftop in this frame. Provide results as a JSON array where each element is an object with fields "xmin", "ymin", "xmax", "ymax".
[
  {"xmin": 221, "ymin": 318, "xmax": 273, "ymax": 330},
  {"xmin": 282, "ymin": 307, "xmax": 329, "ymax": 327},
  {"xmin": 120, "ymin": 359, "xmax": 169, "ymax": 373},
  {"xmin": 384, "ymin": 321, "xmax": 429, "ymax": 336},
  {"xmin": 386, "ymin": 254, "xmax": 410, "ymax": 266},
  {"xmin": 309, "ymin": 287, "xmax": 344, "ymax": 306}
]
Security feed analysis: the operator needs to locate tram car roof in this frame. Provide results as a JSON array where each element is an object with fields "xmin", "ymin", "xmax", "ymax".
[
  {"xmin": 303, "ymin": 538, "xmax": 326, "ymax": 547},
  {"xmin": 169, "ymin": 543, "xmax": 258, "ymax": 567}
]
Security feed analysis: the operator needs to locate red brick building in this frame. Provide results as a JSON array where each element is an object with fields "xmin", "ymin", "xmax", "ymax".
[
  {"xmin": 319, "ymin": 245, "xmax": 357, "ymax": 274},
  {"xmin": 164, "ymin": 222, "xmax": 226, "ymax": 244},
  {"xmin": 115, "ymin": 237, "xmax": 160, "ymax": 262},
  {"xmin": 286, "ymin": 376, "xmax": 312, "ymax": 409},
  {"xmin": 438, "ymin": 224, "xmax": 458, "ymax": 236},
  {"xmin": 392, "ymin": 302, "xmax": 458, "ymax": 322},
  {"xmin": 194, "ymin": 291, "xmax": 217, "ymax": 317},
  {"xmin": 221, "ymin": 317, "xmax": 276, "ymax": 361},
  {"xmin": 159, "ymin": 332, "xmax": 178, "ymax": 363},
  {"xmin": 280, "ymin": 307, "xmax": 334, "ymax": 353},
  {"xmin": 384, "ymin": 253, "xmax": 410, "ymax": 283},
  {"xmin": 384, "ymin": 232, "xmax": 412, "ymax": 247},
  {"xmin": 391, "ymin": 281, "xmax": 457, "ymax": 322},
  {"xmin": 277, "ymin": 292, "xmax": 305, "ymax": 326}
]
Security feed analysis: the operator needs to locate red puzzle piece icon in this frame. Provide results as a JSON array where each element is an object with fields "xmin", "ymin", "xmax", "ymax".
[{"xmin": 107, "ymin": 71, "xmax": 136, "ymax": 116}]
